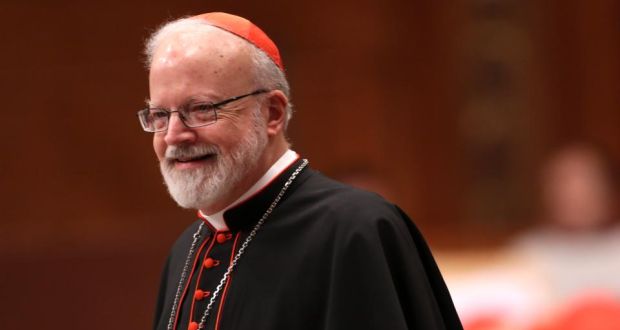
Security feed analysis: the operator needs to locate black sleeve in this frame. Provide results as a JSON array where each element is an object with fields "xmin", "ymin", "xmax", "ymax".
[{"xmin": 322, "ymin": 203, "xmax": 462, "ymax": 330}]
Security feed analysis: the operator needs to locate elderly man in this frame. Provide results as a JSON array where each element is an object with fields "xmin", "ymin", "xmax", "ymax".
[{"xmin": 139, "ymin": 12, "xmax": 462, "ymax": 330}]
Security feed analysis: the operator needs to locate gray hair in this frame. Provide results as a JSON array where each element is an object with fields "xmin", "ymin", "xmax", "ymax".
[{"xmin": 143, "ymin": 17, "xmax": 293, "ymax": 130}]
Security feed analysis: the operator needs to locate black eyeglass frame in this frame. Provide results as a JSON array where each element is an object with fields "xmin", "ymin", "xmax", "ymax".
[{"xmin": 137, "ymin": 89, "xmax": 269, "ymax": 132}]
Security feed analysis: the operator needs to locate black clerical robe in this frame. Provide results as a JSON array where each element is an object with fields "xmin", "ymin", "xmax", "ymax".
[{"xmin": 153, "ymin": 159, "xmax": 463, "ymax": 330}]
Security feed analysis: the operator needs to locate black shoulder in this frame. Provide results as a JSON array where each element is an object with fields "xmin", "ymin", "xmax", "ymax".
[{"xmin": 296, "ymin": 169, "xmax": 411, "ymax": 232}]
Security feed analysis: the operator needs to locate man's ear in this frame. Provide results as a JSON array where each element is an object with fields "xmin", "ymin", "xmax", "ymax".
[{"xmin": 264, "ymin": 90, "xmax": 288, "ymax": 136}]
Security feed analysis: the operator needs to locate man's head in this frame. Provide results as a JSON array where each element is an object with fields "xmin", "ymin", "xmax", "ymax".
[
  {"xmin": 540, "ymin": 143, "xmax": 618, "ymax": 231},
  {"xmin": 142, "ymin": 13, "xmax": 292, "ymax": 214}
]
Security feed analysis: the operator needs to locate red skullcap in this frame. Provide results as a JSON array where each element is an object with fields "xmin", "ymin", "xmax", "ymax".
[{"xmin": 191, "ymin": 12, "xmax": 284, "ymax": 71}]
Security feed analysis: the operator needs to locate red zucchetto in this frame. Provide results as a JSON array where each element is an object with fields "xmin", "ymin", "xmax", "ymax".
[{"xmin": 191, "ymin": 12, "xmax": 284, "ymax": 71}]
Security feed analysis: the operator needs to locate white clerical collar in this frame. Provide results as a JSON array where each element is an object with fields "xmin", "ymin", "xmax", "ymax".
[{"xmin": 199, "ymin": 149, "xmax": 299, "ymax": 231}]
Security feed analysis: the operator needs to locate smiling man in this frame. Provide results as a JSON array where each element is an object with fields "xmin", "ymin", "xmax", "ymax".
[{"xmin": 140, "ymin": 12, "xmax": 462, "ymax": 330}]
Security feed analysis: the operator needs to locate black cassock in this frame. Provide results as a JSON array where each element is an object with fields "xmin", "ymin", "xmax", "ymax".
[{"xmin": 154, "ymin": 158, "xmax": 463, "ymax": 330}]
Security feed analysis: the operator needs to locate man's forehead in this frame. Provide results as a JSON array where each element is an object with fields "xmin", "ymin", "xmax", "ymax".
[
  {"xmin": 148, "ymin": 29, "xmax": 257, "ymax": 108},
  {"xmin": 151, "ymin": 27, "xmax": 246, "ymax": 66}
]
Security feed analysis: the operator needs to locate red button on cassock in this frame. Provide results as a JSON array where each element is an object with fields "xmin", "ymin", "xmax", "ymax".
[
  {"xmin": 189, "ymin": 321, "xmax": 199, "ymax": 330},
  {"xmin": 194, "ymin": 289, "xmax": 211, "ymax": 301},
  {"xmin": 203, "ymin": 257, "xmax": 219, "ymax": 269},
  {"xmin": 216, "ymin": 233, "xmax": 231, "ymax": 243}
]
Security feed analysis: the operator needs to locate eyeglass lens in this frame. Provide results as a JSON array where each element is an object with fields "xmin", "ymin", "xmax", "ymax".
[{"xmin": 139, "ymin": 104, "xmax": 217, "ymax": 132}]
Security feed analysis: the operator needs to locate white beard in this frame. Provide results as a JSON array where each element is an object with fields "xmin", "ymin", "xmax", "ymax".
[{"xmin": 159, "ymin": 110, "xmax": 268, "ymax": 211}]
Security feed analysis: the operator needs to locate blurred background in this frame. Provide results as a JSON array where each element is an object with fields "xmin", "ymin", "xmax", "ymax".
[{"xmin": 1, "ymin": 0, "xmax": 619, "ymax": 329}]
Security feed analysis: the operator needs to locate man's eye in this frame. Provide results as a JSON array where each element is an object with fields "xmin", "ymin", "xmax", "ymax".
[
  {"xmin": 149, "ymin": 110, "xmax": 169, "ymax": 119},
  {"xmin": 187, "ymin": 104, "xmax": 216, "ymax": 122},
  {"xmin": 188, "ymin": 104, "xmax": 214, "ymax": 113}
]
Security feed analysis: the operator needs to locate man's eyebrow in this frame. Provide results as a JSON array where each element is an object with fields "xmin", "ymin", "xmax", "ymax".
[
  {"xmin": 144, "ymin": 94, "xmax": 220, "ymax": 109},
  {"xmin": 187, "ymin": 95, "xmax": 218, "ymax": 104}
]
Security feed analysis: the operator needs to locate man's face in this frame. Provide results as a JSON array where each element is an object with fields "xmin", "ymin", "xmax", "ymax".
[
  {"xmin": 148, "ymin": 30, "xmax": 269, "ymax": 213},
  {"xmin": 542, "ymin": 149, "xmax": 613, "ymax": 230}
]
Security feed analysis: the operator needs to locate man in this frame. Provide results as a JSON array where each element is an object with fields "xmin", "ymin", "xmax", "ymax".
[{"xmin": 139, "ymin": 12, "xmax": 462, "ymax": 330}]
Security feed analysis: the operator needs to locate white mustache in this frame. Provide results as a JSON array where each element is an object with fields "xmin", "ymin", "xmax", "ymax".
[{"xmin": 165, "ymin": 144, "xmax": 219, "ymax": 160}]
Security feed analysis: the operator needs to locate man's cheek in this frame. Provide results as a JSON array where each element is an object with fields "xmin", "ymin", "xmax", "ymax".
[{"xmin": 153, "ymin": 139, "xmax": 166, "ymax": 160}]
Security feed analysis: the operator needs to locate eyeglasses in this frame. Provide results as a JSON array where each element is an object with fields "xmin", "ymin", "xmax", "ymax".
[{"xmin": 137, "ymin": 89, "xmax": 268, "ymax": 132}]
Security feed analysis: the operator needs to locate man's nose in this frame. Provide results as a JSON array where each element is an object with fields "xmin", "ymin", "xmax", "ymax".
[{"xmin": 164, "ymin": 113, "xmax": 196, "ymax": 145}]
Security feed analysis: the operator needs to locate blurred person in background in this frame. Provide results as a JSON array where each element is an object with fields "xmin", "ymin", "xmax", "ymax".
[
  {"xmin": 138, "ymin": 12, "xmax": 462, "ymax": 330},
  {"xmin": 510, "ymin": 142, "xmax": 620, "ymax": 329},
  {"xmin": 444, "ymin": 142, "xmax": 620, "ymax": 330},
  {"xmin": 511, "ymin": 142, "xmax": 620, "ymax": 301}
]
